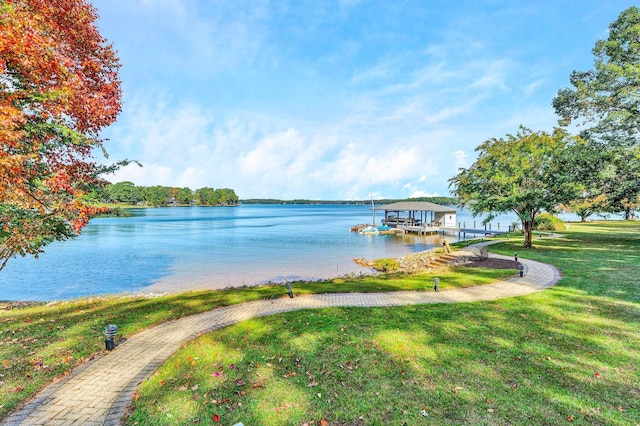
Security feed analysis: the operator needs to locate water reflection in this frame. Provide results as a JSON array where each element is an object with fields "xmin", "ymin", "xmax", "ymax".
[{"xmin": 0, "ymin": 204, "xmax": 565, "ymax": 301}]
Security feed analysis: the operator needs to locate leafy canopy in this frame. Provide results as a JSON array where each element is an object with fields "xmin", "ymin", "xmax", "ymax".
[
  {"xmin": 0, "ymin": 0, "xmax": 123, "ymax": 270},
  {"xmin": 553, "ymin": 6, "xmax": 640, "ymax": 219},
  {"xmin": 449, "ymin": 127, "xmax": 580, "ymax": 247},
  {"xmin": 553, "ymin": 6, "xmax": 640, "ymax": 146}
]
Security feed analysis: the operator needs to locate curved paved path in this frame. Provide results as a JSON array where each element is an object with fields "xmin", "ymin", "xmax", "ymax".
[{"xmin": 2, "ymin": 251, "xmax": 560, "ymax": 426}]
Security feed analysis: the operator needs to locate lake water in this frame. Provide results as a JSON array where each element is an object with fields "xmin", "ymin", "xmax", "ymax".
[{"xmin": 0, "ymin": 204, "xmax": 555, "ymax": 301}]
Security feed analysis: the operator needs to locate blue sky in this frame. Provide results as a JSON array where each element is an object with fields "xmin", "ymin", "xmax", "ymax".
[{"xmin": 91, "ymin": 0, "xmax": 634, "ymax": 200}]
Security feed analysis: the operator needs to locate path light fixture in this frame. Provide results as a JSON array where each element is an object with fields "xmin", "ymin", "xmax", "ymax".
[
  {"xmin": 286, "ymin": 281, "xmax": 293, "ymax": 298},
  {"xmin": 519, "ymin": 264, "xmax": 525, "ymax": 277},
  {"xmin": 514, "ymin": 252, "xmax": 518, "ymax": 262},
  {"xmin": 434, "ymin": 277, "xmax": 440, "ymax": 292},
  {"xmin": 104, "ymin": 324, "xmax": 117, "ymax": 351}
]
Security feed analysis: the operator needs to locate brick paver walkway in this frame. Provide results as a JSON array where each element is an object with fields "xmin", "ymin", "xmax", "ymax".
[{"xmin": 2, "ymin": 250, "xmax": 560, "ymax": 426}]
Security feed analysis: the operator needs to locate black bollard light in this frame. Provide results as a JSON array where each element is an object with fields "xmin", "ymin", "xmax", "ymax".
[
  {"xmin": 286, "ymin": 281, "xmax": 294, "ymax": 298},
  {"xmin": 104, "ymin": 324, "xmax": 117, "ymax": 351},
  {"xmin": 434, "ymin": 277, "xmax": 440, "ymax": 292},
  {"xmin": 514, "ymin": 252, "xmax": 518, "ymax": 262},
  {"xmin": 519, "ymin": 264, "xmax": 524, "ymax": 277}
]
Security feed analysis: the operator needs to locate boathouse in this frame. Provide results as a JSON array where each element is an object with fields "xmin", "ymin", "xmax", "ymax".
[{"xmin": 380, "ymin": 201, "xmax": 457, "ymax": 234}]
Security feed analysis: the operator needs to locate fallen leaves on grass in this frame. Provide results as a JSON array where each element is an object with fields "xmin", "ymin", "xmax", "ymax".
[{"xmin": 275, "ymin": 402, "xmax": 291, "ymax": 413}]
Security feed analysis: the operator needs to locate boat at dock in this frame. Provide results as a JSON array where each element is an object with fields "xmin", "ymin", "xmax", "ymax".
[
  {"xmin": 350, "ymin": 223, "xmax": 370, "ymax": 232},
  {"xmin": 357, "ymin": 224, "xmax": 394, "ymax": 235}
]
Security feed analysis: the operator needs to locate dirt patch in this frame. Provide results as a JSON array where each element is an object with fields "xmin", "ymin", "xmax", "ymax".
[
  {"xmin": 463, "ymin": 258, "xmax": 520, "ymax": 269},
  {"xmin": 0, "ymin": 300, "xmax": 44, "ymax": 310}
]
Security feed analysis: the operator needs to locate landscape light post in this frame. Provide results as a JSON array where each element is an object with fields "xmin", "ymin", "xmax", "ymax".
[
  {"xmin": 286, "ymin": 281, "xmax": 293, "ymax": 298},
  {"xmin": 519, "ymin": 264, "xmax": 524, "ymax": 277},
  {"xmin": 514, "ymin": 252, "xmax": 518, "ymax": 262},
  {"xmin": 104, "ymin": 324, "xmax": 117, "ymax": 351},
  {"xmin": 434, "ymin": 277, "xmax": 440, "ymax": 292}
]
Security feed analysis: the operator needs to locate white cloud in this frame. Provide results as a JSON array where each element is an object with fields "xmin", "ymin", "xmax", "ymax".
[
  {"xmin": 452, "ymin": 150, "xmax": 468, "ymax": 170},
  {"xmin": 351, "ymin": 57, "xmax": 396, "ymax": 85},
  {"xmin": 93, "ymin": 0, "xmax": 625, "ymax": 200},
  {"xmin": 105, "ymin": 93, "xmax": 452, "ymax": 199},
  {"xmin": 402, "ymin": 183, "xmax": 439, "ymax": 198},
  {"xmin": 470, "ymin": 60, "xmax": 509, "ymax": 90},
  {"xmin": 523, "ymin": 79, "xmax": 543, "ymax": 97}
]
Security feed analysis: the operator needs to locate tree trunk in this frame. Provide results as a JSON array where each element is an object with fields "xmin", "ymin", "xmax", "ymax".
[{"xmin": 522, "ymin": 219, "xmax": 533, "ymax": 248}]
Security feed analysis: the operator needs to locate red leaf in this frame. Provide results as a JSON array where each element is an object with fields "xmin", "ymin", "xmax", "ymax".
[{"xmin": 213, "ymin": 413, "xmax": 220, "ymax": 423}]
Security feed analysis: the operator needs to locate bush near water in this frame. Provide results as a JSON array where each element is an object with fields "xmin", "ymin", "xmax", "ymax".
[
  {"xmin": 372, "ymin": 257, "xmax": 400, "ymax": 272},
  {"xmin": 533, "ymin": 213, "xmax": 565, "ymax": 231}
]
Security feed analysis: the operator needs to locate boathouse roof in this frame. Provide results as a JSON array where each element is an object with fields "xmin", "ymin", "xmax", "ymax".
[{"xmin": 379, "ymin": 201, "xmax": 457, "ymax": 213}]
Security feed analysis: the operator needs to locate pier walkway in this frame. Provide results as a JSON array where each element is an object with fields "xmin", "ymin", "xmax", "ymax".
[{"xmin": 2, "ymin": 244, "xmax": 561, "ymax": 426}]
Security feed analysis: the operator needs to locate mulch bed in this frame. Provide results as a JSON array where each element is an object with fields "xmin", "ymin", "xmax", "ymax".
[{"xmin": 463, "ymin": 258, "xmax": 520, "ymax": 269}]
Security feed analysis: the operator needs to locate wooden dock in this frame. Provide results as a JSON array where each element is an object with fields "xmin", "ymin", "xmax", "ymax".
[
  {"xmin": 395, "ymin": 225, "xmax": 509, "ymax": 236},
  {"xmin": 396, "ymin": 224, "xmax": 443, "ymax": 235}
]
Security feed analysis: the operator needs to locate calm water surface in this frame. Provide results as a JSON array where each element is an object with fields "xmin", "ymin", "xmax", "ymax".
[{"xmin": 0, "ymin": 204, "xmax": 525, "ymax": 301}]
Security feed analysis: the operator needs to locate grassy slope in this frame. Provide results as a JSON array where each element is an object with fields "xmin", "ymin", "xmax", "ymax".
[
  {"xmin": 0, "ymin": 265, "xmax": 513, "ymax": 418},
  {"xmin": 125, "ymin": 222, "xmax": 640, "ymax": 425}
]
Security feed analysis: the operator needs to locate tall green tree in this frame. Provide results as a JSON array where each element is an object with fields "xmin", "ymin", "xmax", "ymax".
[
  {"xmin": 176, "ymin": 187, "xmax": 193, "ymax": 205},
  {"xmin": 598, "ymin": 146, "xmax": 640, "ymax": 219},
  {"xmin": 195, "ymin": 187, "xmax": 218, "ymax": 206},
  {"xmin": 555, "ymin": 139, "xmax": 612, "ymax": 221},
  {"xmin": 215, "ymin": 188, "xmax": 239, "ymax": 205},
  {"xmin": 107, "ymin": 181, "xmax": 143, "ymax": 204},
  {"xmin": 449, "ymin": 127, "xmax": 580, "ymax": 247},
  {"xmin": 553, "ymin": 7, "xmax": 640, "ymax": 219},
  {"xmin": 144, "ymin": 186, "xmax": 171, "ymax": 207},
  {"xmin": 553, "ymin": 6, "xmax": 640, "ymax": 146}
]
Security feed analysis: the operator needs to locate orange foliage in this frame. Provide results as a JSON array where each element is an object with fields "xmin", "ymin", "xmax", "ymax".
[{"xmin": 0, "ymin": 0, "xmax": 122, "ymax": 269}]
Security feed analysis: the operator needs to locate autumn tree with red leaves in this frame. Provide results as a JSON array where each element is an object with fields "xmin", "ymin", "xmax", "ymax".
[{"xmin": 0, "ymin": 0, "xmax": 124, "ymax": 270}]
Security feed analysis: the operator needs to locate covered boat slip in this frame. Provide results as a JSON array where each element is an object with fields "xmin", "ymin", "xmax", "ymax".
[{"xmin": 380, "ymin": 201, "xmax": 457, "ymax": 234}]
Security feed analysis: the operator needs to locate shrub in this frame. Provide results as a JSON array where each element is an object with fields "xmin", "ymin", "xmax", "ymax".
[
  {"xmin": 533, "ymin": 213, "xmax": 565, "ymax": 231},
  {"xmin": 471, "ymin": 246, "xmax": 489, "ymax": 261},
  {"xmin": 372, "ymin": 258, "xmax": 400, "ymax": 273}
]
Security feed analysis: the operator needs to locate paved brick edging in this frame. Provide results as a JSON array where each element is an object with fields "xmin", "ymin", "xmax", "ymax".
[{"xmin": 1, "ymin": 253, "xmax": 561, "ymax": 426}]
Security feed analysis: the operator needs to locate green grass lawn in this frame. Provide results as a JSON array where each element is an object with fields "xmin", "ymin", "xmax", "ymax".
[
  {"xmin": 123, "ymin": 222, "xmax": 640, "ymax": 425},
  {"xmin": 0, "ymin": 261, "xmax": 513, "ymax": 419}
]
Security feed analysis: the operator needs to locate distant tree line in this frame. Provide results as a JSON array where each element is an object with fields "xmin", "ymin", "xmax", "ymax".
[
  {"xmin": 240, "ymin": 196, "xmax": 458, "ymax": 205},
  {"xmin": 90, "ymin": 181, "xmax": 239, "ymax": 207}
]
